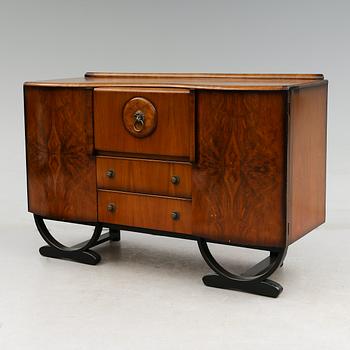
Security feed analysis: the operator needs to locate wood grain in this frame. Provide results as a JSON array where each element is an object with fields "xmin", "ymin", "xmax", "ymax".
[
  {"xmin": 192, "ymin": 91, "xmax": 287, "ymax": 248},
  {"xmin": 94, "ymin": 88, "xmax": 195, "ymax": 160},
  {"xmin": 98, "ymin": 190, "xmax": 192, "ymax": 234},
  {"xmin": 23, "ymin": 73, "xmax": 328, "ymax": 250},
  {"xmin": 288, "ymin": 84, "xmax": 328, "ymax": 243},
  {"xmin": 96, "ymin": 156, "xmax": 192, "ymax": 198},
  {"xmin": 24, "ymin": 87, "xmax": 97, "ymax": 221},
  {"xmin": 24, "ymin": 73, "xmax": 327, "ymax": 91}
]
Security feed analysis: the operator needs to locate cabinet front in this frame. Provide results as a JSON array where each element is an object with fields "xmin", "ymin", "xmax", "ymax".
[{"xmin": 93, "ymin": 88, "xmax": 195, "ymax": 160}]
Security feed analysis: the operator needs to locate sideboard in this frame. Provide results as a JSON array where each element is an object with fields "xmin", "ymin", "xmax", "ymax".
[{"xmin": 24, "ymin": 72, "xmax": 328, "ymax": 297}]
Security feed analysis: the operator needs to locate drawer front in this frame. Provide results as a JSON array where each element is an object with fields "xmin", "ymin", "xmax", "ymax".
[
  {"xmin": 97, "ymin": 157, "xmax": 192, "ymax": 198},
  {"xmin": 98, "ymin": 191, "xmax": 192, "ymax": 234},
  {"xmin": 94, "ymin": 88, "xmax": 195, "ymax": 160}
]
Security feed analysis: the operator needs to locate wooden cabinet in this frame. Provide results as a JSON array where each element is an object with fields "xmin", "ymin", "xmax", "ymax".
[{"xmin": 24, "ymin": 72, "xmax": 328, "ymax": 297}]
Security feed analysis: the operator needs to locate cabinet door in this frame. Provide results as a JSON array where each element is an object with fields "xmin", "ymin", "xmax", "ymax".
[
  {"xmin": 93, "ymin": 88, "xmax": 195, "ymax": 160},
  {"xmin": 24, "ymin": 87, "xmax": 97, "ymax": 222},
  {"xmin": 192, "ymin": 91, "xmax": 287, "ymax": 248}
]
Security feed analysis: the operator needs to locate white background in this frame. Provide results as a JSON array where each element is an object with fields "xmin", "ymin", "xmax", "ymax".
[{"xmin": 0, "ymin": 1, "xmax": 349, "ymax": 349}]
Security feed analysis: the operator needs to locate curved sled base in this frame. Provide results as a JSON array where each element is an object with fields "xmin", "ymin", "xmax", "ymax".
[
  {"xmin": 34, "ymin": 215, "xmax": 120, "ymax": 265},
  {"xmin": 198, "ymin": 238, "xmax": 287, "ymax": 298},
  {"xmin": 39, "ymin": 246, "xmax": 101, "ymax": 265}
]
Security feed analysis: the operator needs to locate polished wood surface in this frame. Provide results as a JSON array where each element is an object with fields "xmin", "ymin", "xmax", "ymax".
[
  {"xmin": 192, "ymin": 91, "xmax": 287, "ymax": 248},
  {"xmin": 24, "ymin": 87, "xmax": 97, "ymax": 221},
  {"xmin": 96, "ymin": 156, "xmax": 192, "ymax": 198},
  {"xmin": 94, "ymin": 88, "xmax": 195, "ymax": 160},
  {"xmin": 288, "ymin": 85, "xmax": 327, "ymax": 243},
  {"xmin": 24, "ymin": 72, "xmax": 328, "ymax": 250},
  {"xmin": 24, "ymin": 72, "xmax": 326, "ymax": 91},
  {"xmin": 98, "ymin": 190, "xmax": 192, "ymax": 234}
]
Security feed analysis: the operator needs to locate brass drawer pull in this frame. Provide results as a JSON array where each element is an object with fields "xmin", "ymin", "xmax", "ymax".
[
  {"xmin": 107, "ymin": 203, "xmax": 116, "ymax": 212},
  {"xmin": 106, "ymin": 169, "xmax": 115, "ymax": 178},
  {"xmin": 171, "ymin": 211, "xmax": 180, "ymax": 220},
  {"xmin": 133, "ymin": 110, "xmax": 145, "ymax": 132},
  {"xmin": 171, "ymin": 175, "xmax": 180, "ymax": 185}
]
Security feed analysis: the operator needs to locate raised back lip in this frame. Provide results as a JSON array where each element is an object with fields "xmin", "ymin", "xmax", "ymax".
[{"xmin": 85, "ymin": 72, "xmax": 324, "ymax": 80}]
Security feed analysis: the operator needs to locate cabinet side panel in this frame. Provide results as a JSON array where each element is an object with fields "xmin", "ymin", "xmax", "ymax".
[
  {"xmin": 24, "ymin": 87, "xmax": 97, "ymax": 222},
  {"xmin": 193, "ymin": 91, "xmax": 287, "ymax": 248},
  {"xmin": 288, "ymin": 84, "xmax": 327, "ymax": 243}
]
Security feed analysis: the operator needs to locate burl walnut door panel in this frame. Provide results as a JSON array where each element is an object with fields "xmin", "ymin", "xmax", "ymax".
[
  {"xmin": 192, "ymin": 91, "xmax": 287, "ymax": 248},
  {"xmin": 24, "ymin": 87, "xmax": 97, "ymax": 222}
]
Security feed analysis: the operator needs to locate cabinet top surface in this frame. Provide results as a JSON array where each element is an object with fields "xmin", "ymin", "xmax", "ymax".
[{"xmin": 24, "ymin": 72, "xmax": 327, "ymax": 91}]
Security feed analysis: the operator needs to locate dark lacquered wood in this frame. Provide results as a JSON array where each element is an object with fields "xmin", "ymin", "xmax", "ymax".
[
  {"xmin": 192, "ymin": 91, "xmax": 287, "ymax": 248},
  {"xmin": 24, "ymin": 87, "xmax": 97, "ymax": 221},
  {"xmin": 94, "ymin": 88, "xmax": 195, "ymax": 160},
  {"xmin": 287, "ymin": 85, "xmax": 328, "ymax": 243},
  {"xmin": 98, "ymin": 190, "xmax": 192, "ymax": 234},
  {"xmin": 97, "ymin": 156, "xmax": 192, "ymax": 198}
]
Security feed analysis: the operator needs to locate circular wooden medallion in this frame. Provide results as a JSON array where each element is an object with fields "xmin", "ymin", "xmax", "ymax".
[{"xmin": 122, "ymin": 97, "xmax": 157, "ymax": 138}]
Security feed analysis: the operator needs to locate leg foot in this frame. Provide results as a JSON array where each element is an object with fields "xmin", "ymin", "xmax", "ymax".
[
  {"xmin": 202, "ymin": 275, "xmax": 283, "ymax": 298},
  {"xmin": 198, "ymin": 238, "xmax": 287, "ymax": 298},
  {"xmin": 34, "ymin": 215, "xmax": 105, "ymax": 265},
  {"xmin": 39, "ymin": 246, "xmax": 101, "ymax": 265}
]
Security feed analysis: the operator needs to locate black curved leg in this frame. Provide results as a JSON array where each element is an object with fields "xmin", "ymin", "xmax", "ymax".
[
  {"xmin": 34, "ymin": 215, "xmax": 119, "ymax": 265},
  {"xmin": 198, "ymin": 239, "xmax": 287, "ymax": 298}
]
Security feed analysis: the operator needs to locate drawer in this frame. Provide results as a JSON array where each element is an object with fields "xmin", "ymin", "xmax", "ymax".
[
  {"xmin": 98, "ymin": 190, "xmax": 192, "ymax": 234},
  {"xmin": 96, "ymin": 156, "xmax": 192, "ymax": 198},
  {"xmin": 94, "ymin": 88, "xmax": 195, "ymax": 160}
]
